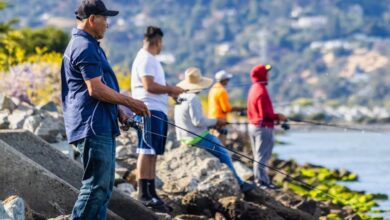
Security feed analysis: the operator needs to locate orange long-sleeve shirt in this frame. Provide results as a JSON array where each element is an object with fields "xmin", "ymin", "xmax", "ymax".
[{"xmin": 208, "ymin": 82, "xmax": 232, "ymax": 120}]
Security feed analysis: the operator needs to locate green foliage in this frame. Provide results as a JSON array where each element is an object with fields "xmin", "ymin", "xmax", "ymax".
[
  {"xmin": 275, "ymin": 163, "xmax": 386, "ymax": 218},
  {"xmin": 0, "ymin": 27, "xmax": 68, "ymax": 70},
  {"xmin": 0, "ymin": 1, "xmax": 18, "ymax": 33}
]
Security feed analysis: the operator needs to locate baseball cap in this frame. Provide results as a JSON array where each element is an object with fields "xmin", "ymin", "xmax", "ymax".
[
  {"xmin": 215, "ymin": 70, "xmax": 233, "ymax": 81},
  {"xmin": 75, "ymin": 0, "xmax": 119, "ymax": 20}
]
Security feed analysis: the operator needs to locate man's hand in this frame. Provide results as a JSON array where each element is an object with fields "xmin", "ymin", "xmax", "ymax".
[
  {"xmin": 127, "ymin": 98, "xmax": 150, "ymax": 117},
  {"xmin": 277, "ymin": 113, "xmax": 287, "ymax": 121},
  {"xmin": 118, "ymin": 109, "xmax": 130, "ymax": 131},
  {"xmin": 168, "ymin": 86, "xmax": 185, "ymax": 98},
  {"xmin": 215, "ymin": 119, "xmax": 227, "ymax": 129}
]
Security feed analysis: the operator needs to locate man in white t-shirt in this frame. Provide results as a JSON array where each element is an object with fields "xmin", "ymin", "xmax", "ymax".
[{"xmin": 131, "ymin": 26, "xmax": 184, "ymax": 207}]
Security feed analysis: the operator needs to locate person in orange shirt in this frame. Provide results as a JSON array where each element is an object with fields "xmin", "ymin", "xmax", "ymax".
[{"xmin": 208, "ymin": 70, "xmax": 245, "ymax": 145}]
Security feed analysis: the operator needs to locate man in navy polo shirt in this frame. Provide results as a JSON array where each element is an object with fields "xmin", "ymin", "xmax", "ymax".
[{"xmin": 61, "ymin": 0, "xmax": 149, "ymax": 219}]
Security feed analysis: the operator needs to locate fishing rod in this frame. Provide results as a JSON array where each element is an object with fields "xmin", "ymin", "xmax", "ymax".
[
  {"xmin": 148, "ymin": 114, "xmax": 345, "ymax": 202},
  {"xmin": 288, "ymin": 118, "xmax": 384, "ymax": 134},
  {"xmin": 185, "ymin": 81, "xmax": 267, "ymax": 93},
  {"xmin": 227, "ymin": 118, "xmax": 383, "ymax": 134}
]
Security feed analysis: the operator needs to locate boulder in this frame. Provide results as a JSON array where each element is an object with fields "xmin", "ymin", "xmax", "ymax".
[
  {"xmin": 0, "ymin": 203, "xmax": 11, "ymax": 220},
  {"xmin": 293, "ymin": 199, "xmax": 319, "ymax": 216},
  {"xmin": 0, "ymin": 111, "xmax": 10, "ymax": 129},
  {"xmin": 23, "ymin": 115, "xmax": 42, "ymax": 132},
  {"xmin": 8, "ymin": 110, "xmax": 30, "ymax": 129},
  {"xmin": 173, "ymin": 214, "xmax": 208, "ymax": 220},
  {"xmin": 0, "ymin": 130, "xmax": 158, "ymax": 220},
  {"xmin": 34, "ymin": 114, "xmax": 65, "ymax": 143},
  {"xmin": 38, "ymin": 101, "xmax": 58, "ymax": 112},
  {"xmin": 182, "ymin": 191, "xmax": 216, "ymax": 217},
  {"xmin": 116, "ymin": 183, "xmax": 135, "ymax": 195},
  {"xmin": 233, "ymin": 161, "xmax": 253, "ymax": 181},
  {"xmin": 2, "ymin": 196, "xmax": 33, "ymax": 220},
  {"xmin": 155, "ymin": 213, "xmax": 172, "ymax": 220},
  {"xmin": 0, "ymin": 94, "xmax": 17, "ymax": 113},
  {"xmin": 158, "ymin": 145, "xmax": 241, "ymax": 199},
  {"xmin": 244, "ymin": 188, "xmax": 318, "ymax": 220},
  {"xmin": 48, "ymin": 215, "xmax": 71, "ymax": 220},
  {"xmin": 217, "ymin": 196, "xmax": 284, "ymax": 220}
]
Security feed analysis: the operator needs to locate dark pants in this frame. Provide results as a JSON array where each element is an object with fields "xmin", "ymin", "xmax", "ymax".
[{"xmin": 71, "ymin": 135, "xmax": 116, "ymax": 220}]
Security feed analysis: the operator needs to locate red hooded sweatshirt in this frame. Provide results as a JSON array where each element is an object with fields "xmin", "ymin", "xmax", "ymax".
[{"xmin": 247, "ymin": 65, "xmax": 279, "ymax": 128}]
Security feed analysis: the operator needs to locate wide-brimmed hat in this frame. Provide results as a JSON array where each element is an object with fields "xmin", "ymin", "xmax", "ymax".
[
  {"xmin": 177, "ymin": 67, "xmax": 213, "ymax": 92},
  {"xmin": 215, "ymin": 70, "xmax": 233, "ymax": 81}
]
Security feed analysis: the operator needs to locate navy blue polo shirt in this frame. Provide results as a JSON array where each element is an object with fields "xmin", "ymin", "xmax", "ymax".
[{"xmin": 61, "ymin": 28, "xmax": 120, "ymax": 144}]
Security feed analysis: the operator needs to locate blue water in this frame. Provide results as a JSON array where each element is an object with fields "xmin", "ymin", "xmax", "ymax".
[{"xmin": 274, "ymin": 131, "xmax": 390, "ymax": 219}]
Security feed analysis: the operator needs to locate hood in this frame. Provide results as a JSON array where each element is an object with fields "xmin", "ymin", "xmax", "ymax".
[{"xmin": 250, "ymin": 64, "xmax": 268, "ymax": 83}]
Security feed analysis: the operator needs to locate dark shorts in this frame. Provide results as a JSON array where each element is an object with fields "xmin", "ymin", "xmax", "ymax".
[{"xmin": 137, "ymin": 110, "xmax": 168, "ymax": 155}]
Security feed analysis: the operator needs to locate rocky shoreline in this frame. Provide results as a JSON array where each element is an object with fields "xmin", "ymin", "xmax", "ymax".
[{"xmin": 0, "ymin": 94, "xmax": 387, "ymax": 220}]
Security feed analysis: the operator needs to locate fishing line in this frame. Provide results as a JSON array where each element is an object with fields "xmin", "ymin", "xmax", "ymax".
[{"xmin": 150, "ymin": 114, "xmax": 344, "ymax": 201}]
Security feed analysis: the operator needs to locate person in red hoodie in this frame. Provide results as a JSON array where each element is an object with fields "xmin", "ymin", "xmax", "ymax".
[{"xmin": 247, "ymin": 64, "xmax": 287, "ymax": 190}]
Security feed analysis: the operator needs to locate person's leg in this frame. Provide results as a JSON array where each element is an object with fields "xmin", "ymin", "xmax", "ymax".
[
  {"xmin": 98, "ymin": 136, "xmax": 116, "ymax": 218},
  {"xmin": 195, "ymin": 134, "xmax": 244, "ymax": 185},
  {"xmin": 137, "ymin": 154, "xmax": 154, "ymax": 201},
  {"xmin": 136, "ymin": 113, "xmax": 157, "ymax": 202},
  {"xmin": 71, "ymin": 135, "xmax": 115, "ymax": 220},
  {"xmin": 146, "ymin": 111, "xmax": 167, "ymax": 203},
  {"xmin": 248, "ymin": 125, "xmax": 261, "ymax": 184},
  {"xmin": 251, "ymin": 126, "xmax": 273, "ymax": 185},
  {"xmin": 258, "ymin": 128, "xmax": 274, "ymax": 185}
]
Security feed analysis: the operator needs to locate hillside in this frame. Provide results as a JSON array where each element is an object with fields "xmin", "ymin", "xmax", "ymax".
[{"xmin": 2, "ymin": 0, "xmax": 390, "ymax": 107}]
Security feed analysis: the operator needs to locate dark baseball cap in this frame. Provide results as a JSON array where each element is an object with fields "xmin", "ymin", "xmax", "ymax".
[{"xmin": 75, "ymin": 0, "xmax": 119, "ymax": 20}]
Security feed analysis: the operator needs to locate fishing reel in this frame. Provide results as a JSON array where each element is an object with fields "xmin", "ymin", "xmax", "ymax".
[
  {"xmin": 174, "ymin": 97, "xmax": 187, "ymax": 105},
  {"xmin": 124, "ymin": 115, "xmax": 144, "ymax": 130},
  {"xmin": 281, "ymin": 120, "xmax": 290, "ymax": 131}
]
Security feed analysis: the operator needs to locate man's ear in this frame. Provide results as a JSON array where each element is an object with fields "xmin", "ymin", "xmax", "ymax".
[{"xmin": 87, "ymin": 15, "xmax": 95, "ymax": 26}]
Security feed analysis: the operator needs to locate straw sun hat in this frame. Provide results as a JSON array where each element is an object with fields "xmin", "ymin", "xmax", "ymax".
[{"xmin": 177, "ymin": 67, "xmax": 213, "ymax": 92}]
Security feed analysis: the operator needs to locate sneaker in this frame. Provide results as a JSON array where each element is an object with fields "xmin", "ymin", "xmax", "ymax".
[
  {"xmin": 240, "ymin": 181, "xmax": 255, "ymax": 193},
  {"xmin": 151, "ymin": 197, "xmax": 165, "ymax": 206},
  {"xmin": 138, "ymin": 197, "xmax": 164, "ymax": 207},
  {"xmin": 257, "ymin": 181, "xmax": 281, "ymax": 190}
]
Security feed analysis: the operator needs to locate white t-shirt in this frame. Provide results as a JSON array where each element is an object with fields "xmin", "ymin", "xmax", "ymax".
[{"xmin": 131, "ymin": 48, "xmax": 168, "ymax": 114}]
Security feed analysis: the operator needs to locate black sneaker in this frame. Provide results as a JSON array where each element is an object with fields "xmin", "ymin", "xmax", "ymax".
[
  {"xmin": 240, "ymin": 181, "xmax": 255, "ymax": 193},
  {"xmin": 151, "ymin": 197, "xmax": 165, "ymax": 206},
  {"xmin": 139, "ymin": 197, "xmax": 165, "ymax": 208}
]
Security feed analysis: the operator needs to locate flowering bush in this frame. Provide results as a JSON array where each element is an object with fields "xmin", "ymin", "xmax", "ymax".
[{"xmin": 0, "ymin": 54, "xmax": 133, "ymax": 106}]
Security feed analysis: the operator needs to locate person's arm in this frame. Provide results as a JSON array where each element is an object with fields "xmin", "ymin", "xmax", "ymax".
[
  {"xmin": 257, "ymin": 94, "xmax": 279, "ymax": 122},
  {"xmin": 75, "ymin": 44, "xmax": 149, "ymax": 116},
  {"xmin": 141, "ymin": 76, "xmax": 184, "ymax": 97},
  {"xmin": 188, "ymin": 96, "xmax": 217, "ymax": 128},
  {"xmin": 85, "ymin": 77, "xmax": 149, "ymax": 116},
  {"xmin": 218, "ymin": 90, "xmax": 233, "ymax": 114}
]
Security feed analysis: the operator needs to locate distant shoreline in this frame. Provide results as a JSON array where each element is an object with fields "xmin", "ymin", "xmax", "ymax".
[{"xmin": 282, "ymin": 124, "xmax": 390, "ymax": 132}]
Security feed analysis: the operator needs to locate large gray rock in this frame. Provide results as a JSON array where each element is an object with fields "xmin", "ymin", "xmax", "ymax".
[
  {"xmin": 0, "ymin": 139, "xmax": 80, "ymax": 217},
  {"xmin": 0, "ymin": 94, "xmax": 17, "ymax": 113},
  {"xmin": 0, "ymin": 111, "xmax": 10, "ymax": 129},
  {"xmin": 0, "ymin": 130, "xmax": 158, "ymax": 220},
  {"xmin": 8, "ymin": 110, "xmax": 30, "ymax": 129},
  {"xmin": 22, "ymin": 112, "xmax": 66, "ymax": 143},
  {"xmin": 0, "ymin": 203, "xmax": 11, "ymax": 220},
  {"xmin": 233, "ymin": 161, "xmax": 253, "ymax": 181},
  {"xmin": 23, "ymin": 115, "xmax": 41, "ymax": 132},
  {"xmin": 38, "ymin": 101, "xmax": 58, "ymax": 112},
  {"xmin": 217, "ymin": 196, "xmax": 284, "ymax": 220},
  {"xmin": 34, "ymin": 115, "xmax": 63, "ymax": 143},
  {"xmin": 158, "ymin": 145, "xmax": 241, "ymax": 199},
  {"xmin": 2, "ymin": 196, "xmax": 33, "ymax": 220}
]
